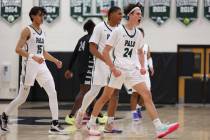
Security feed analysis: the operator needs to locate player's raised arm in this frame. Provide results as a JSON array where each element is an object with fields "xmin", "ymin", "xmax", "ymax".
[{"xmin": 15, "ymin": 28, "xmax": 30, "ymax": 58}]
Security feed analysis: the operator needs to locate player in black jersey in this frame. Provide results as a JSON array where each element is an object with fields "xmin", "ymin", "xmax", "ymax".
[{"xmin": 64, "ymin": 20, "xmax": 106, "ymax": 125}]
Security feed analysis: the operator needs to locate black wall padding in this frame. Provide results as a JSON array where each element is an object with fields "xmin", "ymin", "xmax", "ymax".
[
  {"xmin": 150, "ymin": 53, "xmax": 178, "ymax": 104},
  {"xmin": 185, "ymin": 79, "xmax": 203, "ymax": 103},
  {"xmin": 20, "ymin": 52, "xmax": 178, "ymax": 104},
  {"xmin": 178, "ymin": 52, "xmax": 194, "ymax": 76}
]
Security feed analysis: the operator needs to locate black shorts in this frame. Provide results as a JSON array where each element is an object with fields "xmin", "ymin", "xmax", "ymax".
[{"xmin": 79, "ymin": 71, "xmax": 92, "ymax": 85}]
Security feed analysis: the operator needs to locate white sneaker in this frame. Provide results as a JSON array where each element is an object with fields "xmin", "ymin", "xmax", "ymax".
[
  {"xmin": 49, "ymin": 120, "xmax": 68, "ymax": 135},
  {"xmin": 156, "ymin": 122, "xmax": 179, "ymax": 138},
  {"xmin": 87, "ymin": 123, "xmax": 101, "ymax": 136},
  {"xmin": 75, "ymin": 110, "xmax": 84, "ymax": 129}
]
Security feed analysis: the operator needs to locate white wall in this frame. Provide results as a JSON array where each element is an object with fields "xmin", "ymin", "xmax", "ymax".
[{"xmin": 0, "ymin": 0, "xmax": 210, "ymax": 99}]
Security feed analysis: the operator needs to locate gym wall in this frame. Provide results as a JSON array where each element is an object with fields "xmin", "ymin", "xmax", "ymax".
[{"xmin": 0, "ymin": 0, "xmax": 210, "ymax": 103}]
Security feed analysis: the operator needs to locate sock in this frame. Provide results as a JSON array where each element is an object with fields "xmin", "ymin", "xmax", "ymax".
[
  {"xmin": 107, "ymin": 117, "xmax": 114, "ymax": 124},
  {"xmin": 2, "ymin": 112, "xmax": 8, "ymax": 118},
  {"xmin": 136, "ymin": 104, "xmax": 142, "ymax": 109},
  {"xmin": 52, "ymin": 120, "xmax": 59, "ymax": 126},
  {"xmin": 69, "ymin": 114, "xmax": 74, "ymax": 118},
  {"xmin": 88, "ymin": 115, "xmax": 97, "ymax": 126},
  {"xmin": 153, "ymin": 118, "xmax": 162, "ymax": 129},
  {"xmin": 131, "ymin": 110, "xmax": 137, "ymax": 114},
  {"xmin": 98, "ymin": 112, "xmax": 103, "ymax": 117}
]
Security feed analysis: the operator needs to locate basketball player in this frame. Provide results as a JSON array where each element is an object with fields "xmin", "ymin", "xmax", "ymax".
[
  {"xmin": 86, "ymin": 3, "xmax": 179, "ymax": 138},
  {"xmin": 129, "ymin": 28, "xmax": 154, "ymax": 122},
  {"xmin": 75, "ymin": 6, "xmax": 123, "ymax": 133},
  {"xmin": 64, "ymin": 20, "xmax": 107, "ymax": 125},
  {"xmin": 0, "ymin": 7, "xmax": 66, "ymax": 135}
]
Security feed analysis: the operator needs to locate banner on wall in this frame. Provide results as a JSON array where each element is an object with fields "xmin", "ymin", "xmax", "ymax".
[
  {"xmin": 176, "ymin": 0, "xmax": 198, "ymax": 26},
  {"xmin": 204, "ymin": 0, "xmax": 210, "ymax": 20},
  {"xmin": 123, "ymin": 0, "xmax": 145, "ymax": 16},
  {"xmin": 70, "ymin": 0, "xmax": 83, "ymax": 22},
  {"xmin": 149, "ymin": 0, "xmax": 171, "ymax": 25},
  {"xmin": 70, "ymin": 0, "xmax": 118, "ymax": 23},
  {"xmin": 39, "ymin": 0, "xmax": 60, "ymax": 23},
  {"xmin": 0, "ymin": 0, "xmax": 22, "ymax": 23}
]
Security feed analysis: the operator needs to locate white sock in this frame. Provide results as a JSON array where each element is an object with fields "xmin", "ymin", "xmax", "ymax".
[
  {"xmin": 136, "ymin": 104, "xmax": 142, "ymax": 109},
  {"xmin": 131, "ymin": 110, "xmax": 137, "ymax": 114},
  {"xmin": 80, "ymin": 85, "xmax": 102, "ymax": 113},
  {"xmin": 153, "ymin": 118, "xmax": 162, "ymax": 129},
  {"xmin": 88, "ymin": 115, "xmax": 97, "ymax": 126},
  {"xmin": 107, "ymin": 117, "xmax": 114, "ymax": 124}
]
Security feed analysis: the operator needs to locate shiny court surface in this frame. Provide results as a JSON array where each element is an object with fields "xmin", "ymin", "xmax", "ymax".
[{"xmin": 0, "ymin": 102, "xmax": 210, "ymax": 140}]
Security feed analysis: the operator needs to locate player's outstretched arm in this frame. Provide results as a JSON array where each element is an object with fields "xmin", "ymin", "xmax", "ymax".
[{"xmin": 43, "ymin": 51, "xmax": 62, "ymax": 69}]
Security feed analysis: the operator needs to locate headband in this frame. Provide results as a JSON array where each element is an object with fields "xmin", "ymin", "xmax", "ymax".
[{"xmin": 128, "ymin": 7, "xmax": 141, "ymax": 16}]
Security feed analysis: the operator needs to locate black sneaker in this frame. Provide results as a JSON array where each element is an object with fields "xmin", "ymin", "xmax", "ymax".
[
  {"xmin": 1, "ymin": 112, "xmax": 9, "ymax": 132},
  {"xmin": 49, "ymin": 120, "xmax": 68, "ymax": 135}
]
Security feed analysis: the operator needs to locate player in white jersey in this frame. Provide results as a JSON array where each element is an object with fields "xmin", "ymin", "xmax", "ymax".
[
  {"xmin": 0, "ymin": 7, "xmax": 66, "ymax": 135},
  {"xmin": 86, "ymin": 3, "xmax": 179, "ymax": 138},
  {"xmin": 75, "ymin": 6, "xmax": 123, "ymax": 133},
  {"xmin": 128, "ymin": 28, "xmax": 155, "ymax": 122}
]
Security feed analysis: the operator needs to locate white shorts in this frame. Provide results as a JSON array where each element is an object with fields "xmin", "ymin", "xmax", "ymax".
[
  {"xmin": 91, "ymin": 58, "xmax": 111, "ymax": 86},
  {"xmin": 124, "ymin": 71, "xmax": 151, "ymax": 94},
  {"xmin": 108, "ymin": 67, "xmax": 145, "ymax": 90},
  {"xmin": 20, "ymin": 60, "xmax": 53, "ymax": 87}
]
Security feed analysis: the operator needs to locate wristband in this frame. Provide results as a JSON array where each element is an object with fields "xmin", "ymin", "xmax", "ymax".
[{"xmin": 28, "ymin": 53, "xmax": 34, "ymax": 59}]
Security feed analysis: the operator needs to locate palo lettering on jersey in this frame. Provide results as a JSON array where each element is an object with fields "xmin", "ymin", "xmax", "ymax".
[
  {"xmin": 124, "ymin": 40, "xmax": 135, "ymax": 48},
  {"xmin": 36, "ymin": 37, "xmax": 44, "ymax": 44}
]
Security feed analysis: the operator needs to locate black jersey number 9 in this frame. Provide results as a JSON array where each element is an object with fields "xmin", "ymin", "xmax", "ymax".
[
  {"xmin": 123, "ymin": 48, "xmax": 133, "ymax": 58},
  {"xmin": 37, "ymin": 45, "xmax": 43, "ymax": 54}
]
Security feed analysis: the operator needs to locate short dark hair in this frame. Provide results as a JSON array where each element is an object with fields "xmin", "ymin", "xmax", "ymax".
[
  {"xmin": 83, "ymin": 19, "xmax": 95, "ymax": 34},
  {"xmin": 124, "ymin": 2, "xmax": 142, "ymax": 15},
  {"xmin": 29, "ymin": 6, "xmax": 46, "ymax": 21},
  {"xmin": 138, "ymin": 28, "xmax": 145, "ymax": 37},
  {"xmin": 107, "ymin": 6, "xmax": 121, "ymax": 18}
]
